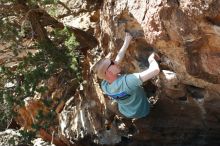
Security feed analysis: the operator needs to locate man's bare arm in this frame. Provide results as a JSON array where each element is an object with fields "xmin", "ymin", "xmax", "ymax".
[
  {"xmin": 138, "ymin": 53, "xmax": 160, "ymax": 82},
  {"xmin": 114, "ymin": 33, "xmax": 132, "ymax": 64}
]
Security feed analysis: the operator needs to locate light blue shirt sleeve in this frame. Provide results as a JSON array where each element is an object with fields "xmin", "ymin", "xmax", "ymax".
[{"xmin": 125, "ymin": 73, "xmax": 143, "ymax": 91}]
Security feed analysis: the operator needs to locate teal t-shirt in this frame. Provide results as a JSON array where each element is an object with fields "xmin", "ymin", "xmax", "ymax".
[{"xmin": 101, "ymin": 73, "xmax": 150, "ymax": 118}]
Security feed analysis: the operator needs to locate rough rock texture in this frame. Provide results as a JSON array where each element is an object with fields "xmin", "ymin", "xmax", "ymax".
[
  {"xmin": 6, "ymin": 0, "xmax": 219, "ymax": 146},
  {"xmin": 99, "ymin": 0, "xmax": 220, "ymax": 86},
  {"xmin": 33, "ymin": 138, "xmax": 55, "ymax": 146},
  {"xmin": 0, "ymin": 129, "xmax": 55, "ymax": 146},
  {"xmin": 0, "ymin": 129, "xmax": 22, "ymax": 146},
  {"xmin": 56, "ymin": 0, "xmax": 220, "ymax": 145}
]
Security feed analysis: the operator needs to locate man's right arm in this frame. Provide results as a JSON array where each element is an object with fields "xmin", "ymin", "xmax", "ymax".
[
  {"xmin": 114, "ymin": 32, "xmax": 132, "ymax": 64},
  {"xmin": 138, "ymin": 53, "xmax": 160, "ymax": 82}
]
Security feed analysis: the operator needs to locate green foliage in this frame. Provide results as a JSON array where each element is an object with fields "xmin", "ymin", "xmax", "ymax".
[
  {"xmin": 8, "ymin": 137, "xmax": 16, "ymax": 146},
  {"xmin": 0, "ymin": 26, "xmax": 80, "ymax": 128},
  {"xmin": 0, "ymin": 1, "xmax": 82, "ymax": 142},
  {"xmin": 42, "ymin": 0, "xmax": 59, "ymax": 5},
  {"xmin": 0, "ymin": 17, "xmax": 23, "ymax": 56},
  {"xmin": 19, "ymin": 130, "xmax": 36, "ymax": 145},
  {"xmin": 42, "ymin": 98, "xmax": 53, "ymax": 107},
  {"xmin": 50, "ymin": 27, "xmax": 81, "ymax": 79},
  {"xmin": 31, "ymin": 109, "xmax": 57, "ymax": 133}
]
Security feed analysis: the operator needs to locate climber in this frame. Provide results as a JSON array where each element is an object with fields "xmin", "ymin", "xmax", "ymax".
[{"xmin": 91, "ymin": 32, "xmax": 160, "ymax": 120}]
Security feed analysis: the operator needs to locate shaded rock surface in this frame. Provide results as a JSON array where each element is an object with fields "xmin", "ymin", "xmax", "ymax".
[{"xmin": 2, "ymin": 0, "xmax": 220, "ymax": 146}]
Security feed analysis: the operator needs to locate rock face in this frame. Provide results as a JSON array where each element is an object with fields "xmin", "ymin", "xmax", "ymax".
[
  {"xmin": 98, "ymin": 0, "xmax": 220, "ymax": 86},
  {"xmin": 3, "ymin": 1, "xmax": 220, "ymax": 146},
  {"xmin": 57, "ymin": 0, "xmax": 220, "ymax": 145}
]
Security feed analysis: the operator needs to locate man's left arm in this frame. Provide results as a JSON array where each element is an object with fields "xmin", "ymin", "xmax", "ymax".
[{"xmin": 114, "ymin": 32, "xmax": 132, "ymax": 64}]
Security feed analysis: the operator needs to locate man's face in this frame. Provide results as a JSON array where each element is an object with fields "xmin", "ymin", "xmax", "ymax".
[{"xmin": 105, "ymin": 60, "xmax": 121, "ymax": 75}]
